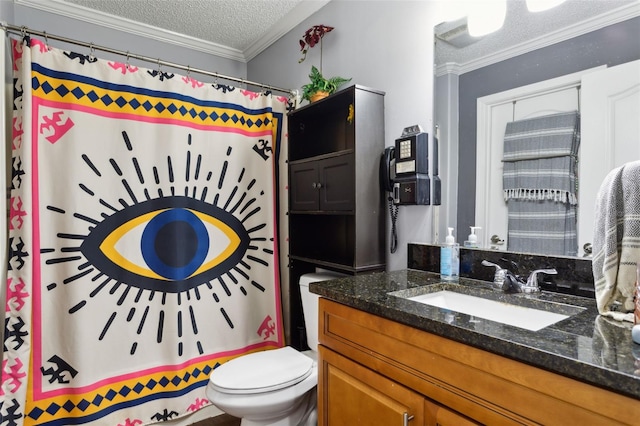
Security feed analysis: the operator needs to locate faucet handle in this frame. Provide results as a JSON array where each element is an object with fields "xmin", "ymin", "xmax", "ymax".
[
  {"xmin": 482, "ymin": 260, "xmax": 507, "ymax": 289},
  {"xmin": 524, "ymin": 269, "xmax": 558, "ymax": 293}
]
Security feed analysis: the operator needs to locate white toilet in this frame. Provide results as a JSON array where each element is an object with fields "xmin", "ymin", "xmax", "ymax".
[{"xmin": 206, "ymin": 272, "xmax": 342, "ymax": 426}]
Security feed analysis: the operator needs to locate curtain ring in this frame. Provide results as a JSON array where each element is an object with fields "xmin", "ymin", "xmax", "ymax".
[
  {"xmin": 213, "ymin": 72, "xmax": 219, "ymax": 88},
  {"xmin": 157, "ymin": 58, "xmax": 161, "ymax": 73},
  {"xmin": 20, "ymin": 26, "xmax": 28, "ymax": 44},
  {"xmin": 43, "ymin": 31, "xmax": 50, "ymax": 50},
  {"xmin": 187, "ymin": 65, "xmax": 190, "ymax": 76},
  {"xmin": 125, "ymin": 51, "xmax": 130, "ymax": 69},
  {"xmin": 89, "ymin": 42, "xmax": 95, "ymax": 60}
]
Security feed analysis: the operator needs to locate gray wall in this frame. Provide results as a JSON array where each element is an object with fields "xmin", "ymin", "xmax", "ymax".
[
  {"xmin": 249, "ymin": 0, "xmax": 445, "ymax": 271},
  {"xmin": 455, "ymin": 17, "xmax": 640, "ymax": 237}
]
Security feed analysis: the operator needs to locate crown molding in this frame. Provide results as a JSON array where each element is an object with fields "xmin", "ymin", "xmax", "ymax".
[
  {"xmin": 436, "ymin": 1, "xmax": 640, "ymax": 77},
  {"xmin": 244, "ymin": 0, "xmax": 331, "ymax": 61},
  {"xmin": 15, "ymin": 0, "xmax": 246, "ymax": 62}
]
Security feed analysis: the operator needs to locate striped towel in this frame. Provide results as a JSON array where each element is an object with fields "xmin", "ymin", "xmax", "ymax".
[
  {"xmin": 592, "ymin": 161, "xmax": 640, "ymax": 322},
  {"xmin": 502, "ymin": 111, "xmax": 580, "ymax": 256}
]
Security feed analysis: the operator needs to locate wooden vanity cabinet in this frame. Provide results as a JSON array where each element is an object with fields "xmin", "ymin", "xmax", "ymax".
[{"xmin": 318, "ymin": 298, "xmax": 640, "ymax": 425}]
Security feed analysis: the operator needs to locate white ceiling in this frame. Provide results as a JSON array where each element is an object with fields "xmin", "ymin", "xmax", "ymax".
[{"xmin": 18, "ymin": 0, "xmax": 331, "ymax": 62}]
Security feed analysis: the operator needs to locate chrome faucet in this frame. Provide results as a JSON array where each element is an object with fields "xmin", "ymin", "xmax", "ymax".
[{"xmin": 482, "ymin": 260, "xmax": 557, "ymax": 294}]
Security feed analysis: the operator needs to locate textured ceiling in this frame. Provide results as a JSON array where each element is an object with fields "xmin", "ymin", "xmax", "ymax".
[
  {"xmin": 30, "ymin": 0, "xmax": 640, "ymax": 64},
  {"xmin": 63, "ymin": 0, "xmax": 304, "ymax": 51}
]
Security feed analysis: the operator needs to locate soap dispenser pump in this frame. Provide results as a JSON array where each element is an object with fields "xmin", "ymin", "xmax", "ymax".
[
  {"xmin": 464, "ymin": 226, "xmax": 482, "ymax": 248},
  {"xmin": 440, "ymin": 227, "xmax": 460, "ymax": 281}
]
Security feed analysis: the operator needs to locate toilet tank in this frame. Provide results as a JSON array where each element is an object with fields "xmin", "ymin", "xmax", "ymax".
[{"xmin": 299, "ymin": 272, "xmax": 345, "ymax": 351}]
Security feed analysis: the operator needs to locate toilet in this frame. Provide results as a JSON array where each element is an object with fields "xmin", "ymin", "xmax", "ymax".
[{"xmin": 206, "ymin": 272, "xmax": 343, "ymax": 426}]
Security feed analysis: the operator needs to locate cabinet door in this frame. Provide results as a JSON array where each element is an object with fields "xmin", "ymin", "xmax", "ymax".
[
  {"xmin": 319, "ymin": 154, "xmax": 354, "ymax": 211},
  {"xmin": 319, "ymin": 346, "xmax": 424, "ymax": 425},
  {"xmin": 290, "ymin": 162, "xmax": 319, "ymax": 211},
  {"xmin": 424, "ymin": 399, "xmax": 480, "ymax": 426}
]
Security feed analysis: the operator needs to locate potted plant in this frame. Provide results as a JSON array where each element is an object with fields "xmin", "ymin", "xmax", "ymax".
[{"xmin": 299, "ymin": 25, "xmax": 350, "ymax": 102}]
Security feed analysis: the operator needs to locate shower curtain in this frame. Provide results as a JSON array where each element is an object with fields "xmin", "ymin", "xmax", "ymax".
[{"xmin": 1, "ymin": 37, "xmax": 287, "ymax": 425}]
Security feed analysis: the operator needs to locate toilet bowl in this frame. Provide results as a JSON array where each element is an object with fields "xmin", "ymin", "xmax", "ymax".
[{"xmin": 206, "ymin": 272, "xmax": 343, "ymax": 425}]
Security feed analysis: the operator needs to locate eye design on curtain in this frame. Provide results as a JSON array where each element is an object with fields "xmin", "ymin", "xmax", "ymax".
[{"xmin": 81, "ymin": 196, "xmax": 250, "ymax": 293}]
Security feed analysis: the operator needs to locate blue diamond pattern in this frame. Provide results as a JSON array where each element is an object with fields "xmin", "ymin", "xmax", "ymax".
[
  {"xmin": 192, "ymin": 368, "xmax": 202, "ymax": 378},
  {"xmin": 256, "ymin": 119, "xmax": 263, "ymax": 127},
  {"xmin": 86, "ymin": 90, "xmax": 99, "ymax": 102},
  {"xmin": 246, "ymin": 119, "xmax": 253, "ymax": 127},
  {"xmin": 142, "ymin": 101, "xmax": 153, "ymax": 111},
  {"xmin": 221, "ymin": 113, "xmax": 229, "ymax": 122},
  {"xmin": 27, "ymin": 407, "xmax": 44, "ymax": 420},
  {"xmin": 146, "ymin": 378, "xmax": 158, "ymax": 389},
  {"xmin": 31, "ymin": 77, "xmax": 40, "ymax": 90},
  {"xmin": 101, "ymin": 94, "xmax": 113, "ymax": 106},
  {"xmin": 105, "ymin": 389, "xmax": 117, "ymax": 400},
  {"xmin": 92, "ymin": 395, "xmax": 104, "ymax": 406},
  {"xmin": 133, "ymin": 383, "xmax": 144, "ymax": 393},
  {"xmin": 198, "ymin": 111, "xmax": 207, "ymax": 120},
  {"xmin": 71, "ymin": 87, "xmax": 84, "ymax": 99},
  {"xmin": 189, "ymin": 108, "xmax": 197, "ymax": 118},
  {"xmin": 179, "ymin": 106, "xmax": 188, "ymax": 115},
  {"xmin": 63, "ymin": 400, "xmax": 75, "ymax": 412},
  {"xmin": 55, "ymin": 85, "xmax": 69, "ymax": 97},
  {"xmin": 231, "ymin": 114, "xmax": 239, "ymax": 123},
  {"xmin": 183, "ymin": 372, "xmax": 191, "ymax": 382},
  {"xmin": 167, "ymin": 103, "xmax": 177, "ymax": 113},
  {"xmin": 240, "ymin": 117, "xmax": 246, "ymax": 125},
  {"xmin": 77, "ymin": 399, "xmax": 91, "ymax": 412},
  {"xmin": 115, "ymin": 96, "xmax": 127, "ymax": 107},
  {"xmin": 130, "ymin": 99, "xmax": 141, "ymax": 109},
  {"xmin": 171, "ymin": 376, "xmax": 182, "ymax": 386},
  {"xmin": 154, "ymin": 102, "xmax": 165, "ymax": 113},
  {"xmin": 210, "ymin": 111, "xmax": 219, "ymax": 120},
  {"xmin": 41, "ymin": 81, "xmax": 53, "ymax": 94},
  {"xmin": 45, "ymin": 403, "xmax": 60, "ymax": 415},
  {"xmin": 159, "ymin": 377, "xmax": 170, "ymax": 387},
  {"xmin": 119, "ymin": 386, "xmax": 131, "ymax": 397}
]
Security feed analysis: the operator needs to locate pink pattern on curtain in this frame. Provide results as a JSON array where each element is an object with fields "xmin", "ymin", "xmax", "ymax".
[{"xmin": 1, "ymin": 37, "xmax": 287, "ymax": 425}]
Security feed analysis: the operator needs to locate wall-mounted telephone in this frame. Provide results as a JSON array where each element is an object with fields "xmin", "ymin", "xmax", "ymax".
[
  {"xmin": 380, "ymin": 125, "xmax": 431, "ymax": 253},
  {"xmin": 380, "ymin": 126, "xmax": 430, "ymax": 205}
]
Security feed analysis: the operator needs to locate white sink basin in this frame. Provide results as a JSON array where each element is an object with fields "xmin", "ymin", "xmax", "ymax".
[{"xmin": 408, "ymin": 290, "xmax": 572, "ymax": 331}]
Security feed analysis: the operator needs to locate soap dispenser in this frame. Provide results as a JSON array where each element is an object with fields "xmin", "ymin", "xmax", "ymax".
[
  {"xmin": 440, "ymin": 227, "xmax": 459, "ymax": 281},
  {"xmin": 464, "ymin": 226, "xmax": 482, "ymax": 248}
]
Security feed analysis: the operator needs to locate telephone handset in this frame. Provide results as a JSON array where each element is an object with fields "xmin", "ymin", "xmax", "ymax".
[{"xmin": 380, "ymin": 146, "xmax": 395, "ymax": 193}]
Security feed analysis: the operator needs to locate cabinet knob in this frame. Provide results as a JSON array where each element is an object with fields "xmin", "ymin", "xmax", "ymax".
[{"xmin": 312, "ymin": 182, "xmax": 322, "ymax": 189}]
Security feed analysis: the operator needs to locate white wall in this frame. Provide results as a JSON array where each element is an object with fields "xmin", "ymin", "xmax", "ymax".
[{"xmin": 249, "ymin": 0, "xmax": 450, "ymax": 271}]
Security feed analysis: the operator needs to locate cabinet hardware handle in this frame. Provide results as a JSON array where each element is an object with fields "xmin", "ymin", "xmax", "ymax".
[
  {"xmin": 316, "ymin": 182, "xmax": 322, "ymax": 189},
  {"xmin": 403, "ymin": 412, "xmax": 414, "ymax": 425}
]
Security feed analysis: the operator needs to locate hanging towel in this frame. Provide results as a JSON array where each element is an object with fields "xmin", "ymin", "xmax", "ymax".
[
  {"xmin": 592, "ymin": 161, "xmax": 640, "ymax": 322},
  {"xmin": 502, "ymin": 111, "xmax": 580, "ymax": 256},
  {"xmin": 503, "ymin": 111, "xmax": 580, "ymax": 203}
]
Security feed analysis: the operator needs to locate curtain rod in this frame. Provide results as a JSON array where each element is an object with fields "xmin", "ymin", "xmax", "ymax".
[{"xmin": 1, "ymin": 22, "xmax": 296, "ymax": 97}]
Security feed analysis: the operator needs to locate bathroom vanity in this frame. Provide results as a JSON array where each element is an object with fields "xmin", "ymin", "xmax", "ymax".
[{"xmin": 312, "ymin": 270, "xmax": 640, "ymax": 425}]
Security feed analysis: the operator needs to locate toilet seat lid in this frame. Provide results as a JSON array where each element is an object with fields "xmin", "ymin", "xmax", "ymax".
[{"xmin": 209, "ymin": 346, "xmax": 313, "ymax": 394}]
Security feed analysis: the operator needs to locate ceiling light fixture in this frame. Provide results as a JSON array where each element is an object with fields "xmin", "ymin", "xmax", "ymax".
[{"xmin": 467, "ymin": 0, "xmax": 507, "ymax": 37}]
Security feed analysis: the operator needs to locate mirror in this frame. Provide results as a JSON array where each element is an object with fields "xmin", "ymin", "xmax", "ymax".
[{"xmin": 433, "ymin": 0, "xmax": 640, "ymax": 258}]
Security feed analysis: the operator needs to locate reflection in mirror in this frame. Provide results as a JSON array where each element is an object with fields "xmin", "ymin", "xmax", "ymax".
[{"xmin": 433, "ymin": 0, "xmax": 640, "ymax": 258}]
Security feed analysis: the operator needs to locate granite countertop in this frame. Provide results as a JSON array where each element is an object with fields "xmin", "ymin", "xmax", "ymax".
[{"xmin": 310, "ymin": 269, "xmax": 640, "ymax": 400}]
